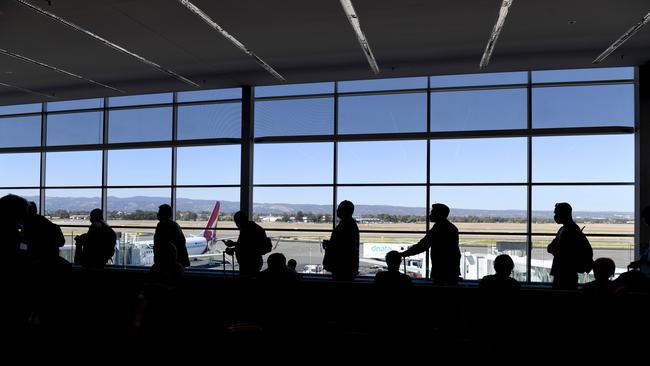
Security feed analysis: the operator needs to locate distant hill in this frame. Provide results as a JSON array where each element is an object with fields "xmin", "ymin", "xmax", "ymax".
[{"xmin": 25, "ymin": 195, "xmax": 634, "ymax": 220}]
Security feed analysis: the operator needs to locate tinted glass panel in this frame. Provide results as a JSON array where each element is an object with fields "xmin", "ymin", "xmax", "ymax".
[
  {"xmin": 108, "ymin": 107, "xmax": 172, "ymax": 143},
  {"xmin": 47, "ymin": 98, "xmax": 102, "ymax": 111},
  {"xmin": 338, "ymin": 140, "xmax": 426, "ymax": 183},
  {"xmin": 532, "ymin": 135, "xmax": 633, "ymax": 182},
  {"xmin": 177, "ymin": 103, "xmax": 241, "ymax": 140},
  {"xmin": 177, "ymin": 88, "xmax": 241, "ymax": 102},
  {"xmin": 108, "ymin": 148, "xmax": 171, "ymax": 186},
  {"xmin": 253, "ymin": 187, "xmax": 333, "ymax": 229},
  {"xmin": 45, "ymin": 188, "xmax": 101, "ymax": 218},
  {"xmin": 107, "ymin": 188, "xmax": 171, "ymax": 223},
  {"xmin": 0, "ymin": 153, "xmax": 40, "ymax": 187},
  {"xmin": 338, "ymin": 77, "xmax": 427, "ymax": 93},
  {"xmin": 255, "ymin": 82, "xmax": 334, "ymax": 97},
  {"xmin": 0, "ymin": 115, "xmax": 40, "ymax": 147},
  {"xmin": 47, "ymin": 111, "xmax": 103, "ymax": 146},
  {"xmin": 430, "ymin": 72, "xmax": 527, "ymax": 88},
  {"xmin": 254, "ymin": 143, "xmax": 333, "ymax": 184},
  {"xmin": 430, "ymin": 138, "xmax": 526, "ymax": 183},
  {"xmin": 177, "ymin": 145, "xmax": 240, "ymax": 185},
  {"xmin": 532, "ymin": 67, "xmax": 634, "ymax": 83},
  {"xmin": 532, "ymin": 85, "xmax": 634, "ymax": 128},
  {"xmin": 0, "ymin": 103, "xmax": 41, "ymax": 115},
  {"xmin": 109, "ymin": 93, "xmax": 172, "ymax": 107},
  {"xmin": 46, "ymin": 151, "xmax": 102, "ymax": 186},
  {"xmin": 339, "ymin": 93, "xmax": 427, "ymax": 134},
  {"xmin": 255, "ymin": 98, "xmax": 333, "ymax": 137},
  {"xmin": 430, "ymin": 89, "xmax": 527, "ymax": 131},
  {"xmin": 176, "ymin": 188, "xmax": 239, "ymax": 230}
]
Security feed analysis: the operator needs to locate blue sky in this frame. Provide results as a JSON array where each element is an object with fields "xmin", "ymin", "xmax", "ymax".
[{"xmin": 0, "ymin": 67, "xmax": 636, "ymax": 213}]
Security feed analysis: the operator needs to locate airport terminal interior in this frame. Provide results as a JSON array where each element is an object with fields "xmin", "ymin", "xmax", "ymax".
[{"xmin": 0, "ymin": 0, "xmax": 649, "ymax": 358}]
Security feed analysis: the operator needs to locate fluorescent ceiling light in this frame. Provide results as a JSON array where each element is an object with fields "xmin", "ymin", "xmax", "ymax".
[
  {"xmin": 340, "ymin": 0, "xmax": 379, "ymax": 74},
  {"xmin": 593, "ymin": 10, "xmax": 650, "ymax": 63},
  {"xmin": 480, "ymin": 0, "xmax": 514, "ymax": 69},
  {"xmin": 177, "ymin": 0, "xmax": 285, "ymax": 81},
  {"xmin": 0, "ymin": 80, "xmax": 57, "ymax": 99},
  {"xmin": 0, "ymin": 48, "xmax": 124, "ymax": 93},
  {"xmin": 14, "ymin": 0, "xmax": 199, "ymax": 87}
]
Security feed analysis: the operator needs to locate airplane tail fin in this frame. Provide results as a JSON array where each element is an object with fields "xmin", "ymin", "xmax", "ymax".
[{"xmin": 203, "ymin": 201, "xmax": 221, "ymax": 243}]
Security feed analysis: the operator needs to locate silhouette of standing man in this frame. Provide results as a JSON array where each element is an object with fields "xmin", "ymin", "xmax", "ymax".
[
  {"xmin": 547, "ymin": 202, "xmax": 587, "ymax": 290},
  {"xmin": 322, "ymin": 200, "xmax": 359, "ymax": 281},
  {"xmin": 224, "ymin": 211, "xmax": 269, "ymax": 277},
  {"xmin": 400, "ymin": 203, "xmax": 460, "ymax": 285},
  {"xmin": 154, "ymin": 204, "xmax": 190, "ymax": 268},
  {"xmin": 74, "ymin": 208, "xmax": 117, "ymax": 269}
]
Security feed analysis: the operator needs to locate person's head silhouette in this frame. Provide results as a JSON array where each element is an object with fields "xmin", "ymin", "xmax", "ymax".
[
  {"xmin": 592, "ymin": 257, "xmax": 615, "ymax": 281},
  {"xmin": 385, "ymin": 250, "xmax": 402, "ymax": 272},
  {"xmin": 493, "ymin": 254, "xmax": 514, "ymax": 277},
  {"xmin": 553, "ymin": 202, "xmax": 573, "ymax": 225},
  {"xmin": 90, "ymin": 208, "xmax": 103, "ymax": 223},
  {"xmin": 336, "ymin": 200, "xmax": 354, "ymax": 220},
  {"xmin": 430, "ymin": 203, "xmax": 450, "ymax": 223},
  {"xmin": 157, "ymin": 204, "xmax": 173, "ymax": 221},
  {"xmin": 233, "ymin": 211, "xmax": 248, "ymax": 229},
  {"xmin": 267, "ymin": 252, "xmax": 287, "ymax": 271}
]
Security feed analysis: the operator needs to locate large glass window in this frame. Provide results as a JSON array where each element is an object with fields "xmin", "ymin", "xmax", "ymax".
[
  {"xmin": 254, "ymin": 143, "xmax": 333, "ymax": 184},
  {"xmin": 46, "ymin": 151, "xmax": 102, "ymax": 186},
  {"xmin": 47, "ymin": 111, "xmax": 103, "ymax": 146},
  {"xmin": 338, "ymin": 93, "xmax": 427, "ymax": 134},
  {"xmin": 177, "ymin": 103, "xmax": 241, "ymax": 140},
  {"xmin": 177, "ymin": 145, "xmax": 240, "ymax": 185},
  {"xmin": 0, "ymin": 153, "xmax": 40, "ymax": 187},
  {"xmin": 338, "ymin": 140, "xmax": 426, "ymax": 183},
  {"xmin": 255, "ymin": 98, "xmax": 333, "ymax": 137},
  {"xmin": 0, "ymin": 115, "xmax": 40, "ymax": 147},
  {"xmin": 108, "ymin": 148, "xmax": 171, "ymax": 186},
  {"xmin": 108, "ymin": 107, "xmax": 172, "ymax": 143}
]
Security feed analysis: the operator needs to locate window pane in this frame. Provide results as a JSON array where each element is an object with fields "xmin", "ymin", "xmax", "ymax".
[
  {"xmin": 0, "ymin": 115, "xmax": 40, "ymax": 147},
  {"xmin": 108, "ymin": 107, "xmax": 172, "ymax": 143},
  {"xmin": 177, "ymin": 145, "xmax": 240, "ymax": 185},
  {"xmin": 532, "ymin": 67, "xmax": 633, "ymax": 83},
  {"xmin": 359, "ymin": 233, "xmax": 427, "ymax": 278},
  {"xmin": 337, "ymin": 186, "xmax": 426, "ymax": 231},
  {"xmin": 253, "ymin": 187, "xmax": 333, "ymax": 230},
  {"xmin": 532, "ymin": 135, "xmax": 633, "ymax": 182},
  {"xmin": 0, "ymin": 153, "xmax": 40, "ymax": 187},
  {"xmin": 47, "ymin": 111, "xmax": 103, "ymax": 146},
  {"xmin": 430, "ymin": 72, "xmax": 527, "ymax": 88},
  {"xmin": 177, "ymin": 88, "xmax": 241, "ymax": 102},
  {"xmin": 45, "ymin": 188, "xmax": 101, "ymax": 219},
  {"xmin": 107, "ymin": 188, "xmax": 170, "ymax": 225},
  {"xmin": 430, "ymin": 138, "xmax": 526, "ymax": 183},
  {"xmin": 429, "ymin": 186, "xmax": 527, "ymax": 233},
  {"xmin": 338, "ymin": 140, "xmax": 426, "ymax": 183},
  {"xmin": 176, "ymin": 187, "xmax": 239, "ymax": 230},
  {"xmin": 109, "ymin": 92, "xmax": 172, "ymax": 107},
  {"xmin": 532, "ymin": 85, "xmax": 634, "ymax": 128},
  {"xmin": 255, "ymin": 98, "xmax": 333, "ymax": 137},
  {"xmin": 0, "ymin": 103, "xmax": 41, "ymax": 115},
  {"xmin": 108, "ymin": 148, "xmax": 171, "ymax": 186},
  {"xmin": 532, "ymin": 185, "xmax": 633, "ymax": 234},
  {"xmin": 339, "ymin": 93, "xmax": 426, "ymax": 134},
  {"xmin": 430, "ymin": 89, "xmax": 527, "ymax": 131},
  {"xmin": 47, "ymin": 98, "xmax": 103, "ymax": 112},
  {"xmin": 338, "ymin": 77, "xmax": 427, "ymax": 93},
  {"xmin": 254, "ymin": 143, "xmax": 332, "ymax": 184},
  {"xmin": 177, "ymin": 103, "xmax": 241, "ymax": 140},
  {"xmin": 255, "ymin": 82, "xmax": 334, "ymax": 97},
  {"xmin": 46, "ymin": 151, "xmax": 102, "ymax": 187},
  {"xmin": 458, "ymin": 234, "xmax": 529, "ymax": 281}
]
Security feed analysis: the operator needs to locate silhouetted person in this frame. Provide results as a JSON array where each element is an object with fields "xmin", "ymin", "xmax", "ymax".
[
  {"xmin": 583, "ymin": 257, "xmax": 616, "ymax": 296},
  {"xmin": 258, "ymin": 253, "xmax": 300, "ymax": 284},
  {"xmin": 287, "ymin": 258, "xmax": 297, "ymax": 272},
  {"xmin": 374, "ymin": 250, "xmax": 412, "ymax": 288},
  {"xmin": 74, "ymin": 208, "xmax": 116, "ymax": 269},
  {"xmin": 0, "ymin": 194, "xmax": 29, "ymax": 268},
  {"xmin": 628, "ymin": 206, "xmax": 650, "ymax": 273},
  {"xmin": 401, "ymin": 203, "xmax": 460, "ymax": 285},
  {"xmin": 547, "ymin": 202, "xmax": 592, "ymax": 290},
  {"xmin": 154, "ymin": 204, "xmax": 189, "ymax": 268},
  {"xmin": 479, "ymin": 254, "xmax": 520, "ymax": 292},
  {"xmin": 224, "ymin": 211, "xmax": 269, "ymax": 277},
  {"xmin": 322, "ymin": 200, "xmax": 359, "ymax": 281},
  {"xmin": 23, "ymin": 201, "xmax": 65, "ymax": 264}
]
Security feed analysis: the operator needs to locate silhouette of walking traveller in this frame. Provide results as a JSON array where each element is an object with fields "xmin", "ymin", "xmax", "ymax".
[
  {"xmin": 400, "ymin": 203, "xmax": 460, "ymax": 285},
  {"xmin": 154, "ymin": 204, "xmax": 189, "ymax": 268},
  {"xmin": 547, "ymin": 202, "xmax": 593, "ymax": 290},
  {"xmin": 322, "ymin": 200, "xmax": 359, "ymax": 281},
  {"xmin": 23, "ymin": 201, "xmax": 65, "ymax": 264},
  {"xmin": 479, "ymin": 254, "xmax": 520, "ymax": 292},
  {"xmin": 224, "ymin": 211, "xmax": 270, "ymax": 277},
  {"xmin": 74, "ymin": 208, "xmax": 117, "ymax": 269},
  {"xmin": 374, "ymin": 250, "xmax": 412, "ymax": 288}
]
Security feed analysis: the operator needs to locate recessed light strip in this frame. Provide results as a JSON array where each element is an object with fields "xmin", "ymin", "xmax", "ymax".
[
  {"xmin": 339, "ymin": 0, "xmax": 379, "ymax": 74},
  {"xmin": 0, "ymin": 81, "xmax": 57, "ymax": 99},
  {"xmin": 177, "ymin": 0, "xmax": 285, "ymax": 81},
  {"xmin": 0, "ymin": 48, "xmax": 125, "ymax": 93},
  {"xmin": 480, "ymin": 0, "xmax": 514, "ymax": 69},
  {"xmin": 14, "ymin": 0, "xmax": 199, "ymax": 87},
  {"xmin": 593, "ymin": 10, "xmax": 650, "ymax": 63}
]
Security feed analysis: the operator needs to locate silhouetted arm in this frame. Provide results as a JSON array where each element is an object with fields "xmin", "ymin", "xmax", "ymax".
[{"xmin": 402, "ymin": 231, "xmax": 432, "ymax": 257}]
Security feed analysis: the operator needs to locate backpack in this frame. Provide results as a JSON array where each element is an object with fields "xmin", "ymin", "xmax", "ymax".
[
  {"xmin": 575, "ymin": 227, "xmax": 593, "ymax": 273},
  {"xmin": 102, "ymin": 226, "xmax": 117, "ymax": 262},
  {"xmin": 259, "ymin": 236, "xmax": 273, "ymax": 255}
]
